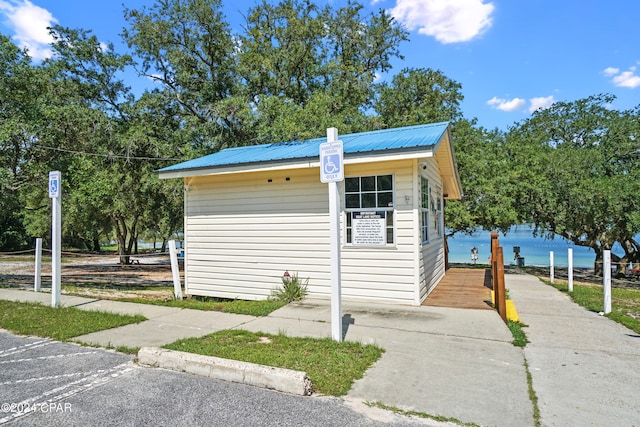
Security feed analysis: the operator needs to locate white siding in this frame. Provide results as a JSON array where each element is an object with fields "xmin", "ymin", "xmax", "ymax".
[
  {"xmin": 418, "ymin": 158, "xmax": 446, "ymax": 301},
  {"xmin": 183, "ymin": 159, "xmax": 423, "ymax": 305},
  {"xmin": 184, "ymin": 169, "xmax": 330, "ymax": 300},
  {"xmin": 341, "ymin": 160, "xmax": 417, "ymax": 304}
]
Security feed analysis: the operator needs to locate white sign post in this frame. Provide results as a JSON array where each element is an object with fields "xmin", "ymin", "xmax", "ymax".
[
  {"xmin": 567, "ymin": 248, "xmax": 574, "ymax": 293},
  {"xmin": 34, "ymin": 238, "xmax": 42, "ymax": 292},
  {"xmin": 168, "ymin": 239, "xmax": 183, "ymax": 299},
  {"xmin": 49, "ymin": 171, "xmax": 61, "ymax": 307},
  {"xmin": 549, "ymin": 251, "xmax": 554, "ymax": 284},
  {"xmin": 320, "ymin": 129, "xmax": 344, "ymax": 342},
  {"xmin": 603, "ymin": 250, "xmax": 612, "ymax": 314}
]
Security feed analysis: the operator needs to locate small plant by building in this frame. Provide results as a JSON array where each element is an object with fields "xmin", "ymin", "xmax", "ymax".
[{"xmin": 270, "ymin": 272, "xmax": 309, "ymax": 303}]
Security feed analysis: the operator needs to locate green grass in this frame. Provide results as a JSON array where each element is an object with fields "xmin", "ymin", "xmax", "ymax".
[
  {"xmin": 524, "ymin": 358, "xmax": 541, "ymax": 427},
  {"xmin": 0, "ymin": 300, "xmax": 146, "ymax": 341},
  {"xmin": 163, "ymin": 329, "xmax": 384, "ymax": 396},
  {"xmin": 58, "ymin": 284, "xmax": 287, "ymax": 317},
  {"xmin": 77, "ymin": 340, "xmax": 140, "ymax": 355},
  {"xmin": 544, "ymin": 280, "xmax": 640, "ymax": 334},
  {"xmin": 364, "ymin": 401, "xmax": 482, "ymax": 427},
  {"xmin": 109, "ymin": 296, "xmax": 287, "ymax": 317},
  {"xmin": 507, "ymin": 320, "xmax": 529, "ymax": 347}
]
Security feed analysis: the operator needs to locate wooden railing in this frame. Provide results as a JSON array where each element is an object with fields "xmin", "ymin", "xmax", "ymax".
[{"xmin": 491, "ymin": 232, "xmax": 507, "ymax": 323}]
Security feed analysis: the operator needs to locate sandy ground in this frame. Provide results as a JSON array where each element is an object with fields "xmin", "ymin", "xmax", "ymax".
[{"xmin": 0, "ymin": 254, "xmax": 180, "ymax": 300}]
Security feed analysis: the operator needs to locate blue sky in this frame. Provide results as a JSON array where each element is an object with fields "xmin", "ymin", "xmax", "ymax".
[{"xmin": 0, "ymin": 0, "xmax": 638, "ymax": 131}]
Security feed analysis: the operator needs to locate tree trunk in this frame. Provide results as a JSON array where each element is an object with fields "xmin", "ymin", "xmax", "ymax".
[
  {"xmin": 114, "ymin": 216, "xmax": 130, "ymax": 265},
  {"xmin": 92, "ymin": 236, "xmax": 101, "ymax": 252},
  {"xmin": 593, "ymin": 248, "xmax": 603, "ymax": 277}
]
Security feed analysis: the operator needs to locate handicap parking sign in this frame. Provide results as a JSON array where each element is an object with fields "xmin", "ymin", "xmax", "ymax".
[
  {"xmin": 319, "ymin": 141, "xmax": 344, "ymax": 183},
  {"xmin": 48, "ymin": 171, "xmax": 61, "ymax": 198}
]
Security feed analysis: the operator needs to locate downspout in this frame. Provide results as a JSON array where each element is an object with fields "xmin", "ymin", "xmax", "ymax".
[
  {"xmin": 183, "ymin": 178, "xmax": 190, "ymax": 294},
  {"xmin": 412, "ymin": 160, "xmax": 421, "ymax": 305}
]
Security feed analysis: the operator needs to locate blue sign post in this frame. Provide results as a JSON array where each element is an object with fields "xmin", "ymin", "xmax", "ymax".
[{"xmin": 49, "ymin": 171, "xmax": 61, "ymax": 307}]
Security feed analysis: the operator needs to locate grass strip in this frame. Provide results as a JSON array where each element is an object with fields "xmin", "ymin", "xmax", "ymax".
[
  {"xmin": 101, "ymin": 296, "xmax": 286, "ymax": 317},
  {"xmin": 523, "ymin": 358, "xmax": 541, "ymax": 427},
  {"xmin": 0, "ymin": 300, "xmax": 146, "ymax": 341},
  {"xmin": 544, "ymin": 280, "xmax": 640, "ymax": 334},
  {"xmin": 507, "ymin": 320, "xmax": 529, "ymax": 347},
  {"xmin": 163, "ymin": 329, "xmax": 384, "ymax": 396},
  {"xmin": 78, "ymin": 341, "xmax": 141, "ymax": 355},
  {"xmin": 364, "ymin": 401, "xmax": 482, "ymax": 427},
  {"xmin": 59, "ymin": 285, "xmax": 287, "ymax": 317}
]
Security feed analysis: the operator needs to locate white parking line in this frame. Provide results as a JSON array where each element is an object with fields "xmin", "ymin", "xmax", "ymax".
[
  {"xmin": 0, "ymin": 362, "xmax": 134, "ymax": 424},
  {"xmin": 0, "ymin": 351, "xmax": 98, "ymax": 365},
  {"xmin": 0, "ymin": 340, "xmax": 51, "ymax": 357},
  {"xmin": 0, "ymin": 370, "xmax": 98, "ymax": 386}
]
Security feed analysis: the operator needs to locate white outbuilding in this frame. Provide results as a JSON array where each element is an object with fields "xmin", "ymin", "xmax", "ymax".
[{"xmin": 158, "ymin": 122, "xmax": 462, "ymax": 305}]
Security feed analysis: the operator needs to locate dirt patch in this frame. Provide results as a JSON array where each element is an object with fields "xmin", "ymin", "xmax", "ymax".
[{"xmin": 0, "ymin": 254, "xmax": 180, "ymax": 299}]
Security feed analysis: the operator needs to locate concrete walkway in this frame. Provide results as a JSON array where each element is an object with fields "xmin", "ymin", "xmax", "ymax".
[
  {"xmin": 2, "ymin": 272, "xmax": 639, "ymax": 426},
  {"xmin": 506, "ymin": 274, "xmax": 640, "ymax": 427}
]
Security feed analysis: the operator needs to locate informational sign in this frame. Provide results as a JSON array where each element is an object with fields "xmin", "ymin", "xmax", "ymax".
[
  {"xmin": 352, "ymin": 211, "xmax": 387, "ymax": 246},
  {"xmin": 319, "ymin": 140, "xmax": 344, "ymax": 183},
  {"xmin": 48, "ymin": 171, "xmax": 61, "ymax": 198}
]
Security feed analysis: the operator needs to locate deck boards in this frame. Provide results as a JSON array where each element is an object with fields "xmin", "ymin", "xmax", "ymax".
[{"xmin": 422, "ymin": 268, "xmax": 493, "ymax": 310}]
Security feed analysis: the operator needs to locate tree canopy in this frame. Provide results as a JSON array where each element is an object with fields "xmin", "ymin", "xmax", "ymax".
[
  {"xmin": 504, "ymin": 94, "xmax": 640, "ymax": 272},
  {"xmin": 0, "ymin": 0, "xmax": 638, "ymax": 277}
]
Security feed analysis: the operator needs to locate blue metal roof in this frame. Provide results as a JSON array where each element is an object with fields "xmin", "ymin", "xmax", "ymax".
[{"xmin": 159, "ymin": 122, "xmax": 449, "ymax": 174}]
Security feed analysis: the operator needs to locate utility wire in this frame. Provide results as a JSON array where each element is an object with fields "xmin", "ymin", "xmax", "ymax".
[{"xmin": 33, "ymin": 144, "xmax": 184, "ymax": 161}]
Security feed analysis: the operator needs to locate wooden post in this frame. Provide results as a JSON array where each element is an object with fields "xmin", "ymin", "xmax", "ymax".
[
  {"xmin": 496, "ymin": 246, "xmax": 507, "ymax": 323},
  {"xmin": 490, "ymin": 232, "xmax": 500, "ymax": 316}
]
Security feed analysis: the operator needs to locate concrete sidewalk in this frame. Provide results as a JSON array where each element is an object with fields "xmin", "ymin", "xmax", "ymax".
[
  {"xmin": 506, "ymin": 274, "xmax": 640, "ymax": 427},
  {"xmin": 0, "ymin": 286, "xmax": 531, "ymax": 426},
  {"xmin": 7, "ymin": 272, "xmax": 640, "ymax": 426}
]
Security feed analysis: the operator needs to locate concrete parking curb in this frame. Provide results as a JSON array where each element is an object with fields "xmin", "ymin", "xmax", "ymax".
[{"xmin": 137, "ymin": 347, "xmax": 313, "ymax": 396}]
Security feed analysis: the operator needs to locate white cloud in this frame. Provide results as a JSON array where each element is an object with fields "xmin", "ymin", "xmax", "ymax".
[
  {"xmin": 605, "ymin": 65, "xmax": 640, "ymax": 88},
  {"xmin": 612, "ymin": 69, "xmax": 640, "ymax": 88},
  {"xmin": 389, "ymin": 0, "xmax": 495, "ymax": 44},
  {"xmin": 0, "ymin": 0, "xmax": 57, "ymax": 60},
  {"xmin": 528, "ymin": 96, "xmax": 555, "ymax": 113},
  {"xmin": 603, "ymin": 67, "xmax": 619, "ymax": 77},
  {"xmin": 487, "ymin": 96, "xmax": 525, "ymax": 112}
]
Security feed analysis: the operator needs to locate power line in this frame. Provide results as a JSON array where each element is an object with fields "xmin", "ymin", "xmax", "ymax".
[{"xmin": 34, "ymin": 144, "xmax": 183, "ymax": 161}]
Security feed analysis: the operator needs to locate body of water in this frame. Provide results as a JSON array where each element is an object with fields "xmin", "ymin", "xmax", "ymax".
[{"xmin": 447, "ymin": 226, "xmax": 629, "ymax": 269}]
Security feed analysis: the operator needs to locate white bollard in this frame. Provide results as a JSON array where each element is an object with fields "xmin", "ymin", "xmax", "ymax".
[
  {"xmin": 549, "ymin": 251, "xmax": 554, "ymax": 283},
  {"xmin": 168, "ymin": 240, "xmax": 183, "ymax": 299},
  {"xmin": 603, "ymin": 250, "xmax": 611, "ymax": 314},
  {"xmin": 567, "ymin": 248, "xmax": 573, "ymax": 292},
  {"xmin": 34, "ymin": 238, "xmax": 42, "ymax": 292}
]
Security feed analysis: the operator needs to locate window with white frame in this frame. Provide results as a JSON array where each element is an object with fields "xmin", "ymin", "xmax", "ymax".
[
  {"xmin": 435, "ymin": 186, "xmax": 443, "ymax": 238},
  {"xmin": 420, "ymin": 177, "xmax": 429, "ymax": 243},
  {"xmin": 345, "ymin": 175, "xmax": 394, "ymax": 245}
]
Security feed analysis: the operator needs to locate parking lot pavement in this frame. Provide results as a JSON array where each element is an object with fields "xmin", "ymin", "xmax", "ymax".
[
  {"xmin": 0, "ymin": 330, "xmax": 134, "ymax": 425},
  {"xmin": 0, "ymin": 331, "xmax": 444, "ymax": 426}
]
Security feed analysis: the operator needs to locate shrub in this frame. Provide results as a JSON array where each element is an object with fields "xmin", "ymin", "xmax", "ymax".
[{"xmin": 270, "ymin": 272, "xmax": 309, "ymax": 302}]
